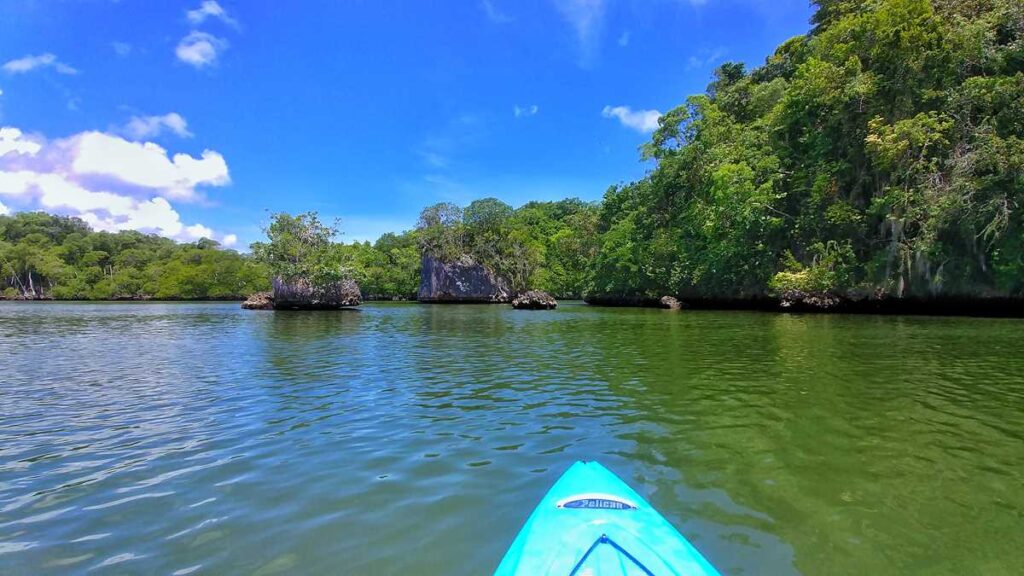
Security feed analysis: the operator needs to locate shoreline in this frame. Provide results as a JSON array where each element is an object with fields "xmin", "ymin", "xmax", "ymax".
[
  {"xmin": 5, "ymin": 296, "xmax": 1024, "ymax": 318},
  {"xmin": 585, "ymin": 295, "xmax": 1024, "ymax": 318}
]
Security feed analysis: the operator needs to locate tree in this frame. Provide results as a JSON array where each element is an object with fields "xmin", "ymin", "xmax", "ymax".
[
  {"xmin": 250, "ymin": 212, "xmax": 349, "ymax": 287},
  {"xmin": 416, "ymin": 202, "xmax": 464, "ymax": 261}
]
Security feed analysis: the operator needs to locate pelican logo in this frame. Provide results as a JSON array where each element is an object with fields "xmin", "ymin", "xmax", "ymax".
[{"xmin": 556, "ymin": 493, "xmax": 637, "ymax": 510}]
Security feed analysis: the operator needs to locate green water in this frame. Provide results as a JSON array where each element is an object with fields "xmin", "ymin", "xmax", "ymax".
[{"xmin": 1, "ymin": 302, "xmax": 1022, "ymax": 575}]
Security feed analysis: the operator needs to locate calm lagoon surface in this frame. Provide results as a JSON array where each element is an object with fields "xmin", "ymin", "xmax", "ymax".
[{"xmin": 1, "ymin": 301, "xmax": 1022, "ymax": 575}]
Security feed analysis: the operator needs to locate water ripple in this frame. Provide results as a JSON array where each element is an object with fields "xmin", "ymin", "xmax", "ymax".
[{"xmin": 1, "ymin": 302, "xmax": 1022, "ymax": 575}]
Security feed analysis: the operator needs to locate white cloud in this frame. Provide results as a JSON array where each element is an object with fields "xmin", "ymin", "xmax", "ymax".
[
  {"xmin": 176, "ymin": 32, "xmax": 227, "ymax": 68},
  {"xmin": 553, "ymin": 0, "xmax": 607, "ymax": 68},
  {"xmin": 123, "ymin": 113, "xmax": 192, "ymax": 140},
  {"xmin": 481, "ymin": 0, "xmax": 513, "ymax": 23},
  {"xmin": 0, "ymin": 171, "xmax": 213, "ymax": 241},
  {"xmin": 112, "ymin": 42, "xmax": 132, "ymax": 57},
  {"xmin": 0, "ymin": 125, "xmax": 234, "ymax": 243},
  {"xmin": 187, "ymin": 1, "xmax": 239, "ymax": 28},
  {"xmin": 0, "ymin": 200, "xmax": 8, "ymax": 216},
  {"xmin": 0, "ymin": 87, "xmax": 4, "ymax": 96},
  {"xmin": 2, "ymin": 53, "xmax": 78, "ymax": 75},
  {"xmin": 514, "ymin": 104, "xmax": 539, "ymax": 118},
  {"xmin": 221, "ymin": 233, "xmax": 238, "ymax": 247},
  {"xmin": 618, "ymin": 31, "xmax": 630, "ymax": 47},
  {"xmin": 72, "ymin": 131, "xmax": 228, "ymax": 200},
  {"xmin": 601, "ymin": 105, "xmax": 661, "ymax": 133},
  {"xmin": 185, "ymin": 223, "xmax": 214, "ymax": 239},
  {"xmin": 0, "ymin": 127, "xmax": 43, "ymax": 157},
  {"xmin": 0, "ymin": 170, "xmax": 134, "ymax": 214}
]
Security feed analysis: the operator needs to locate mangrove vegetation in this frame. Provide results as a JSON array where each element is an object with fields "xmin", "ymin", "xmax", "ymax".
[{"xmin": 3, "ymin": 0, "xmax": 1023, "ymax": 307}]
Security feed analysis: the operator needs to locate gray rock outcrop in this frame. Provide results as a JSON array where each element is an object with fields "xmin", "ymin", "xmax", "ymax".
[
  {"xmin": 778, "ymin": 289, "xmax": 841, "ymax": 311},
  {"xmin": 272, "ymin": 277, "xmax": 361, "ymax": 309},
  {"xmin": 512, "ymin": 290, "xmax": 557, "ymax": 310},
  {"xmin": 417, "ymin": 254, "xmax": 512, "ymax": 303},
  {"xmin": 241, "ymin": 291, "xmax": 274, "ymax": 310},
  {"xmin": 659, "ymin": 295, "xmax": 683, "ymax": 310}
]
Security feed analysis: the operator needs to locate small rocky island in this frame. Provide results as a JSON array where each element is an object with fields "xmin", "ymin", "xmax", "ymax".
[
  {"xmin": 512, "ymin": 290, "xmax": 557, "ymax": 310},
  {"xmin": 242, "ymin": 212, "xmax": 362, "ymax": 311},
  {"xmin": 242, "ymin": 277, "xmax": 362, "ymax": 310},
  {"xmin": 272, "ymin": 277, "xmax": 361, "ymax": 310}
]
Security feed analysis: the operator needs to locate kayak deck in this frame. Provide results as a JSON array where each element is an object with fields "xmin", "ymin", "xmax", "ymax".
[{"xmin": 494, "ymin": 461, "xmax": 721, "ymax": 576}]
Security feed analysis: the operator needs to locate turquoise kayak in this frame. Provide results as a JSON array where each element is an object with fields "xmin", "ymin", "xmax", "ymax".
[{"xmin": 495, "ymin": 461, "xmax": 722, "ymax": 576}]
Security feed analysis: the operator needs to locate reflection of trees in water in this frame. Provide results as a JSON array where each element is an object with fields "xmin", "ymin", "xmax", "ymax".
[
  {"xmin": 592, "ymin": 311, "xmax": 1024, "ymax": 576},
  {"xmin": 259, "ymin": 309, "xmax": 366, "ymax": 381},
  {"xmin": 246, "ymin": 304, "xmax": 1023, "ymax": 576},
  {"xmin": 418, "ymin": 303, "xmax": 510, "ymax": 338}
]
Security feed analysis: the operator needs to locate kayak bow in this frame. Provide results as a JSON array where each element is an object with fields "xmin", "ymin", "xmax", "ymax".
[{"xmin": 495, "ymin": 461, "xmax": 722, "ymax": 576}]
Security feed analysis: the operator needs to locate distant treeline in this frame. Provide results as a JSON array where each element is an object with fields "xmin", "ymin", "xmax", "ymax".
[
  {"xmin": 5, "ymin": 0, "xmax": 1023, "ymax": 304},
  {"xmin": 0, "ymin": 212, "xmax": 269, "ymax": 300}
]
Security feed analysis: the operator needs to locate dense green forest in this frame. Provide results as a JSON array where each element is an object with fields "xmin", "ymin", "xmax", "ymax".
[
  {"xmin": 417, "ymin": 0, "xmax": 1024, "ymax": 303},
  {"xmin": 0, "ymin": 212, "xmax": 268, "ymax": 300},
  {"xmin": 4, "ymin": 0, "xmax": 1022, "ymax": 304},
  {"xmin": 587, "ymin": 0, "xmax": 1024, "ymax": 302}
]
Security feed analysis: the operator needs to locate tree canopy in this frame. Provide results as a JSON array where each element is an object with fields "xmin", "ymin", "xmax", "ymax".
[
  {"xmin": 589, "ymin": 0, "xmax": 1024, "ymax": 301},
  {"xmin": 0, "ymin": 212, "xmax": 268, "ymax": 300}
]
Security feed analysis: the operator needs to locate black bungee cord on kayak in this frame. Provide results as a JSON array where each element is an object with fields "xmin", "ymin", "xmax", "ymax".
[{"xmin": 567, "ymin": 534, "xmax": 656, "ymax": 576}]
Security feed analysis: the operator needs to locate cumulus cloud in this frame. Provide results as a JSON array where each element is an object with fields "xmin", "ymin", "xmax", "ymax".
[
  {"xmin": 72, "ymin": 131, "xmax": 228, "ymax": 200},
  {"xmin": 123, "ymin": 113, "xmax": 192, "ymax": 140},
  {"xmin": 2, "ymin": 53, "xmax": 78, "ymax": 75},
  {"xmin": 0, "ymin": 200, "xmax": 8, "ymax": 216},
  {"xmin": 0, "ymin": 127, "xmax": 43, "ymax": 156},
  {"xmin": 221, "ymin": 233, "xmax": 238, "ymax": 247},
  {"xmin": 481, "ymin": 0, "xmax": 513, "ymax": 23},
  {"xmin": 514, "ymin": 104, "xmax": 539, "ymax": 118},
  {"xmin": 176, "ymin": 32, "xmax": 227, "ymax": 68},
  {"xmin": 112, "ymin": 42, "xmax": 132, "ymax": 57},
  {"xmin": 553, "ymin": 0, "xmax": 607, "ymax": 68},
  {"xmin": 601, "ymin": 105, "xmax": 661, "ymax": 133},
  {"xmin": 187, "ymin": 1, "xmax": 239, "ymax": 28},
  {"xmin": 0, "ymin": 125, "xmax": 233, "ymax": 243}
]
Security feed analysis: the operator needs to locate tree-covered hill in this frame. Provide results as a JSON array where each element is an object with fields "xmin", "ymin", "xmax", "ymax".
[{"xmin": 590, "ymin": 0, "xmax": 1023, "ymax": 302}]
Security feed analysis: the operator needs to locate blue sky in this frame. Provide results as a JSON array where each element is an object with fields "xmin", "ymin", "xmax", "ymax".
[{"xmin": 0, "ymin": 0, "xmax": 813, "ymax": 247}]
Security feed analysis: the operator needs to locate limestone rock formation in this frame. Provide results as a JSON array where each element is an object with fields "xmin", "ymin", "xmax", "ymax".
[
  {"xmin": 512, "ymin": 290, "xmax": 557, "ymax": 310},
  {"xmin": 241, "ymin": 291, "xmax": 274, "ymax": 310},
  {"xmin": 659, "ymin": 296, "xmax": 683, "ymax": 310},
  {"xmin": 417, "ymin": 254, "xmax": 512, "ymax": 303},
  {"xmin": 778, "ymin": 289, "xmax": 841, "ymax": 311},
  {"xmin": 271, "ymin": 277, "xmax": 361, "ymax": 309}
]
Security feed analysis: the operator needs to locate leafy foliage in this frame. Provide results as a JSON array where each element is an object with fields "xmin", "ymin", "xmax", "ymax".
[
  {"xmin": 0, "ymin": 212, "xmax": 268, "ymax": 300},
  {"xmin": 587, "ymin": 0, "xmax": 1024, "ymax": 300},
  {"xmin": 415, "ymin": 198, "xmax": 599, "ymax": 296},
  {"xmin": 249, "ymin": 212, "xmax": 352, "ymax": 288}
]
